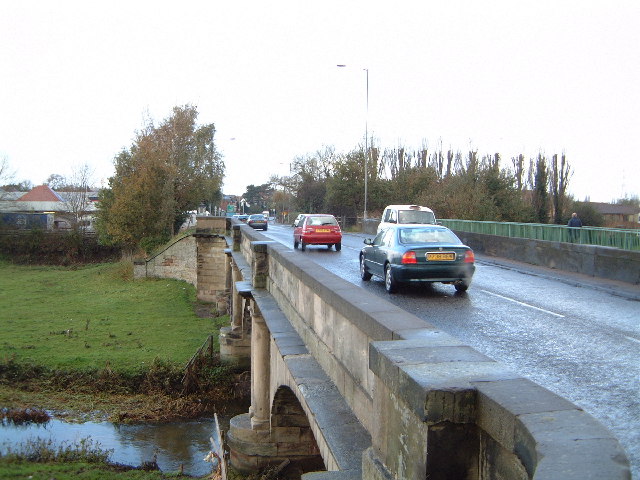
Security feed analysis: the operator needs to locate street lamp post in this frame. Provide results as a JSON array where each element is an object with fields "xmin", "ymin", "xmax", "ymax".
[{"xmin": 338, "ymin": 64, "xmax": 369, "ymax": 221}]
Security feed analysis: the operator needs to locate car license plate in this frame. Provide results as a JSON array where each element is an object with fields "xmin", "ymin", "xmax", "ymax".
[
  {"xmin": 316, "ymin": 228, "xmax": 330, "ymax": 232},
  {"xmin": 427, "ymin": 252, "xmax": 455, "ymax": 261}
]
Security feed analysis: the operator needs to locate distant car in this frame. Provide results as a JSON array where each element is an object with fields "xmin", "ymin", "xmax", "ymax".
[
  {"xmin": 360, "ymin": 224, "xmax": 475, "ymax": 293},
  {"xmin": 293, "ymin": 214, "xmax": 342, "ymax": 251},
  {"xmin": 232, "ymin": 214, "xmax": 249, "ymax": 223},
  {"xmin": 377, "ymin": 205, "xmax": 437, "ymax": 233},
  {"xmin": 247, "ymin": 214, "xmax": 268, "ymax": 231},
  {"xmin": 292, "ymin": 214, "xmax": 306, "ymax": 228}
]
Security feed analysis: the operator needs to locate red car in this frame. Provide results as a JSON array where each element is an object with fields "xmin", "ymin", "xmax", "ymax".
[{"xmin": 293, "ymin": 214, "xmax": 342, "ymax": 251}]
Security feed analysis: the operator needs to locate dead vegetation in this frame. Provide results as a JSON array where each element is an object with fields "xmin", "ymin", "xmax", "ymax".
[
  {"xmin": 0, "ymin": 355, "xmax": 250, "ymax": 424},
  {"xmin": 1, "ymin": 407, "xmax": 50, "ymax": 425}
]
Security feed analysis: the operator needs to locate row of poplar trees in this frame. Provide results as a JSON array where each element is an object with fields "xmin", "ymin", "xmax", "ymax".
[{"xmin": 269, "ymin": 143, "xmax": 575, "ymax": 225}]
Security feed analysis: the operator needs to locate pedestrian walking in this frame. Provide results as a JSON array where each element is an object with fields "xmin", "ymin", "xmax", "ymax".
[{"xmin": 567, "ymin": 212, "xmax": 582, "ymax": 242}]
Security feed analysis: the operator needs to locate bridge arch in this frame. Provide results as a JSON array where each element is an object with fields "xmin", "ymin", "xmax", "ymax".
[{"xmin": 270, "ymin": 386, "xmax": 324, "ymax": 474}]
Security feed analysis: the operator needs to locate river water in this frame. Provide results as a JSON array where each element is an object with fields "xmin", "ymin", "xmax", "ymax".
[{"xmin": 0, "ymin": 414, "xmax": 237, "ymax": 477}]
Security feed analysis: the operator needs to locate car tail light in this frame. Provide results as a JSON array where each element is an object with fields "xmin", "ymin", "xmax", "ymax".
[
  {"xmin": 464, "ymin": 250, "xmax": 475, "ymax": 263},
  {"xmin": 401, "ymin": 251, "xmax": 417, "ymax": 264}
]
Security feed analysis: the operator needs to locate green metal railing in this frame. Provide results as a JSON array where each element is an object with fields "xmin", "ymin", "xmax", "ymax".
[{"xmin": 439, "ymin": 219, "xmax": 640, "ymax": 252}]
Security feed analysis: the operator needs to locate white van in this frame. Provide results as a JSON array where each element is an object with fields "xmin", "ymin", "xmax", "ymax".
[{"xmin": 377, "ymin": 205, "xmax": 437, "ymax": 233}]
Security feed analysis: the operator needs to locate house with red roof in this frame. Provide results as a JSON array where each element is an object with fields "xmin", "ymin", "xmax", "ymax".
[
  {"xmin": 0, "ymin": 185, "xmax": 98, "ymax": 230},
  {"xmin": 18, "ymin": 185, "xmax": 61, "ymax": 201}
]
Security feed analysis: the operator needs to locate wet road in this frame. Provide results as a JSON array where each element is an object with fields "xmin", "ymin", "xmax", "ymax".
[{"xmin": 259, "ymin": 222, "xmax": 640, "ymax": 477}]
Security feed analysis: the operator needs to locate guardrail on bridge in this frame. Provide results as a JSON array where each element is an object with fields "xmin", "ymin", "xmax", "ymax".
[{"xmin": 440, "ymin": 219, "xmax": 640, "ymax": 251}]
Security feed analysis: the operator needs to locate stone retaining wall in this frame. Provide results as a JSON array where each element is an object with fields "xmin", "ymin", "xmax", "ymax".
[
  {"xmin": 134, "ymin": 235, "xmax": 197, "ymax": 286},
  {"xmin": 133, "ymin": 226, "xmax": 228, "ymax": 310}
]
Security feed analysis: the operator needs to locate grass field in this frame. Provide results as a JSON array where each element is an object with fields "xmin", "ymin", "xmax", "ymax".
[
  {"xmin": 0, "ymin": 261, "xmax": 226, "ymax": 373},
  {"xmin": 0, "ymin": 261, "xmax": 249, "ymax": 478}
]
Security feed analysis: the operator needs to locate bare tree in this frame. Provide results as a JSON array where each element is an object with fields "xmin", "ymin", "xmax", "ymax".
[
  {"xmin": 0, "ymin": 156, "xmax": 16, "ymax": 199},
  {"xmin": 511, "ymin": 154, "xmax": 525, "ymax": 190},
  {"xmin": 62, "ymin": 163, "xmax": 94, "ymax": 230},
  {"xmin": 446, "ymin": 149, "xmax": 454, "ymax": 178},
  {"xmin": 550, "ymin": 152, "xmax": 572, "ymax": 224},
  {"xmin": 531, "ymin": 153, "xmax": 550, "ymax": 223},
  {"xmin": 432, "ymin": 149, "xmax": 444, "ymax": 178},
  {"xmin": 419, "ymin": 146, "xmax": 428, "ymax": 169},
  {"xmin": 45, "ymin": 173, "xmax": 67, "ymax": 190}
]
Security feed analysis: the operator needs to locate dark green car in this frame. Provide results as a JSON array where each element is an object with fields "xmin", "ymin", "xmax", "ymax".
[{"xmin": 360, "ymin": 225, "xmax": 475, "ymax": 293}]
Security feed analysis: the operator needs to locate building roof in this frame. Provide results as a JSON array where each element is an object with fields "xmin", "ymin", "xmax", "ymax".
[
  {"xmin": 1, "ymin": 186, "xmax": 101, "ymax": 215},
  {"xmin": 18, "ymin": 185, "xmax": 63, "ymax": 202},
  {"xmin": 588, "ymin": 202, "xmax": 640, "ymax": 215},
  {"xmin": 0, "ymin": 190, "xmax": 25, "ymax": 200}
]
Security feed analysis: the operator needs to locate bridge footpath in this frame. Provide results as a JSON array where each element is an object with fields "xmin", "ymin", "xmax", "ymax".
[
  {"xmin": 136, "ymin": 216, "xmax": 632, "ymax": 479},
  {"xmin": 453, "ymin": 230, "xmax": 640, "ymax": 286}
]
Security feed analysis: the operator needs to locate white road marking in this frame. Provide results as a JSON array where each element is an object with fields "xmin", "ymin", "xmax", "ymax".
[
  {"xmin": 481, "ymin": 290, "xmax": 565, "ymax": 318},
  {"xmin": 625, "ymin": 336, "xmax": 640, "ymax": 345}
]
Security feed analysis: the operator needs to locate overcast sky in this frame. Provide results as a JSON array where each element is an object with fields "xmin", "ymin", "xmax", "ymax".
[{"xmin": 1, "ymin": 1, "xmax": 638, "ymax": 202}]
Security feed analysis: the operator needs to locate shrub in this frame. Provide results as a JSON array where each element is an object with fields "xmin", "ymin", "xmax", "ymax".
[
  {"xmin": 1, "ymin": 437, "xmax": 112, "ymax": 464},
  {"xmin": 0, "ymin": 230, "xmax": 121, "ymax": 264}
]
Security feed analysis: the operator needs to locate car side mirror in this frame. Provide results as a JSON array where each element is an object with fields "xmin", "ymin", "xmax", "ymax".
[{"xmin": 364, "ymin": 238, "xmax": 373, "ymax": 245}]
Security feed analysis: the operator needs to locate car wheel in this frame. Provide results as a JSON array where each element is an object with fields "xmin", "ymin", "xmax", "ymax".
[
  {"xmin": 384, "ymin": 263, "xmax": 397, "ymax": 293},
  {"xmin": 294, "ymin": 239, "xmax": 298, "ymax": 249},
  {"xmin": 360, "ymin": 255, "xmax": 372, "ymax": 281},
  {"xmin": 454, "ymin": 280, "xmax": 470, "ymax": 293},
  {"xmin": 335, "ymin": 242, "xmax": 341, "ymax": 251},
  {"xmin": 301, "ymin": 242, "xmax": 306, "ymax": 251}
]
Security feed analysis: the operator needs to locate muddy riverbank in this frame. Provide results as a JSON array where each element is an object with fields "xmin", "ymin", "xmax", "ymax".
[
  {"xmin": 0, "ymin": 359, "xmax": 251, "ymax": 477},
  {"xmin": 1, "ymin": 355, "xmax": 250, "ymax": 423}
]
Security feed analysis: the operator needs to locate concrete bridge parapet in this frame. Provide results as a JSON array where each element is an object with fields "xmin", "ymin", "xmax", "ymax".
[
  {"xmin": 367, "ymin": 334, "xmax": 630, "ymax": 479},
  {"xmin": 222, "ymin": 223, "xmax": 630, "ymax": 479}
]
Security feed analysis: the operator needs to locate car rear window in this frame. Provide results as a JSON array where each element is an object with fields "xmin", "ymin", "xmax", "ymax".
[
  {"xmin": 397, "ymin": 210, "xmax": 436, "ymax": 224},
  {"xmin": 307, "ymin": 216, "xmax": 338, "ymax": 226},
  {"xmin": 398, "ymin": 228, "xmax": 460, "ymax": 244}
]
